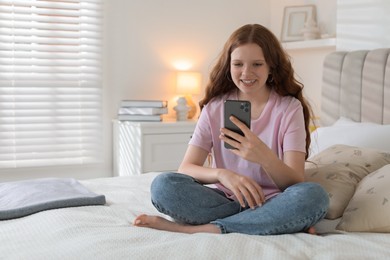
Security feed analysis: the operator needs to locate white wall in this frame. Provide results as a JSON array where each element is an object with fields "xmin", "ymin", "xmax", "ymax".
[
  {"xmin": 105, "ymin": 0, "xmax": 270, "ymax": 177},
  {"xmin": 274, "ymin": 0, "xmax": 390, "ymax": 117},
  {"xmin": 269, "ymin": 0, "xmax": 336, "ymax": 40},
  {"xmin": 287, "ymin": 47, "xmax": 336, "ymax": 116},
  {"xmin": 105, "ymin": 0, "xmax": 269, "ymax": 118},
  {"xmin": 269, "ymin": 0, "xmax": 337, "ymax": 117},
  {"xmin": 105, "ymin": 0, "xmax": 338, "ymax": 124},
  {"xmin": 276, "ymin": 0, "xmax": 390, "ymax": 117}
]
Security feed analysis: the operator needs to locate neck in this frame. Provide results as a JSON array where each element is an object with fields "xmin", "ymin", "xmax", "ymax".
[
  {"xmin": 237, "ymin": 87, "xmax": 271, "ymax": 106},
  {"xmin": 237, "ymin": 88, "xmax": 271, "ymax": 119}
]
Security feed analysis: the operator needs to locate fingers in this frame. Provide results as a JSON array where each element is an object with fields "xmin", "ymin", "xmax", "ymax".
[
  {"xmin": 220, "ymin": 116, "xmax": 251, "ymax": 149},
  {"xmin": 218, "ymin": 171, "xmax": 264, "ymax": 210},
  {"xmin": 220, "ymin": 127, "xmax": 242, "ymax": 141},
  {"xmin": 229, "ymin": 116, "xmax": 250, "ymax": 134},
  {"xmin": 220, "ymin": 127, "xmax": 244, "ymax": 150},
  {"xmin": 246, "ymin": 181, "xmax": 265, "ymax": 207},
  {"xmin": 220, "ymin": 132, "xmax": 241, "ymax": 150},
  {"xmin": 232, "ymin": 178, "xmax": 265, "ymax": 209},
  {"xmin": 234, "ymin": 188, "xmax": 263, "ymax": 209},
  {"xmin": 232, "ymin": 189, "xmax": 246, "ymax": 208},
  {"xmin": 243, "ymin": 184, "xmax": 265, "ymax": 209}
]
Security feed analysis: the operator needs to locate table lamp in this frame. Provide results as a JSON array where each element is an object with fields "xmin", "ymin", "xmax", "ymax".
[{"xmin": 176, "ymin": 71, "xmax": 201, "ymax": 119}]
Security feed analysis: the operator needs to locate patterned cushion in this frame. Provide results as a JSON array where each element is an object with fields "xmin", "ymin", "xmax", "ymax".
[
  {"xmin": 337, "ymin": 164, "xmax": 390, "ymax": 232},
  {"xmin": 305, "ymin": 145, "xmax": 390, "ymax": 219}
]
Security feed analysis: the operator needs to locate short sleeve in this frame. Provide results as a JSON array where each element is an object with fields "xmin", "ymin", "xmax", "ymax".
[
  {"xmin": 189, "ymin": 105, "xmax": 213, "ymax": 153},
  {"xmin": 281, "ymin": 101, "xmax": 306, "ymax": 153}
]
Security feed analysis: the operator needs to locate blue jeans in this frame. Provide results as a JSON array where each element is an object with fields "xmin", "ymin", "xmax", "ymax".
[{"xmin": 150, "ymin": 172, "xmax": 329, "ymax": 235}]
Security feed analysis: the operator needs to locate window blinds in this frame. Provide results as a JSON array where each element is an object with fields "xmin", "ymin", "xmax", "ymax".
[
  {"xmin": 337, "ymin": 0, "xmax": 390, "ymax": 50},
  {"xmin": 0, "ymin": 0, "xmax": 103, "ymax": 168}
]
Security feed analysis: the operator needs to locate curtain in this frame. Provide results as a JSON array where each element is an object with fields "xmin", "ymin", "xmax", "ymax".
[{"xmin": 0, "ymin": 0, "xmax": 103, "ymax": 168}]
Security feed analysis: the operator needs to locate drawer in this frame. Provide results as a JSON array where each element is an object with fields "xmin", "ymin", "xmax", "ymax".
[{"xmin": 142, "ymin": 133, "xmax": 191, "ymax": 172}]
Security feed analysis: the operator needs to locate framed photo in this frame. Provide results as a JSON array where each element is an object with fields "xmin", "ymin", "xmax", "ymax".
[{"xmin": 281, "ymin": 5, "xmax": 316, "ymax": 42}]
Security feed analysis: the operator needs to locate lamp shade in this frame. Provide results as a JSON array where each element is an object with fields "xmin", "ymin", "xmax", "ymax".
[{"xmin": 176, "ymin": 71, "xmax": 201, "ymax": 95}]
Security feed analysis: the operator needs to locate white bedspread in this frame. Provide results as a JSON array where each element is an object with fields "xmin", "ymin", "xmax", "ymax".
[{"xmin": 1, "ymin": 172, "xmax": 389, "ymax": 259}]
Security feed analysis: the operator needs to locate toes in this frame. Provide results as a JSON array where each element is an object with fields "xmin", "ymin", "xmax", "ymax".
[
  {"xmin": 133, "ymin": 214, "xmax": 148, "ymax": 226},
  {"xmin": 307, "ymin": 226, "xmax": 317, "ymax": 235}
]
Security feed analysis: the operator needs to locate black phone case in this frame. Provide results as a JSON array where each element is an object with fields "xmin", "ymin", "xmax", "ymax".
[{"xmin": 223, "ymin": 100, "xmax": 251, "ymax": 149}]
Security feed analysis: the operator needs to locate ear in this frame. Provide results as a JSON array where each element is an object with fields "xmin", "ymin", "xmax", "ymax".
[{"xmin": 266, "ymin": 74, "xmax": 274, "ymax": 84}]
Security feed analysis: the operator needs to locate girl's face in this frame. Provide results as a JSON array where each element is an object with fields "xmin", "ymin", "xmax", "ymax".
[{"xmin": 230, "ymin": 43, "xmax": 270, "ymax": 96}]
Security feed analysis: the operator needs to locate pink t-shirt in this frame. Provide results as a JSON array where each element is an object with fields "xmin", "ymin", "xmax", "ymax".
[{"xmin": 189, "ymin": 90, "xmax": 306, "ymax": 201}]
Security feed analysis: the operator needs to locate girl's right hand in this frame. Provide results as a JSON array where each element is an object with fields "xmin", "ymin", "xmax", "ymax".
[{"xmin": 217, "ymin": 169, "xmax": 265, "ymax": 209}]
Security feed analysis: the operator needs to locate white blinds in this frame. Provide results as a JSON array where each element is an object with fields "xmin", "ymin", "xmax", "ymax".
[
  {"xmin": 0, "ymin": 0, "xmax": 103, "ymax": 168},
  {"xmin": 337, "ymin": 0, "xmax": 390, "ymax": 50}
]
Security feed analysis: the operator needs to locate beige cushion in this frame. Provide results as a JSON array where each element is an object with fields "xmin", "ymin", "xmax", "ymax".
[
  {"xmin": 337, "ymin": 164, "xmax": 390, "ymax": 232},
  {"xmin": 305, "ymin": 145, "xmax": 390, "ymax": 219}
]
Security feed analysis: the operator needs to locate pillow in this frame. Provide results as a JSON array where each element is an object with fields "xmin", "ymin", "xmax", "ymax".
[
  {"xmin": 309, "ymin": 117, "xmax": 390, "ymax": 157},
  {"xmin": 331, "ymin": 116, "xmax": 376, "ymax": 127},
  {"xmin": 305, "ymin": 144, "xmax": 390, "ymax": 219},
  {"xmin": 336, "ymin": 164, "xmax": 390, "ymax": 232}
]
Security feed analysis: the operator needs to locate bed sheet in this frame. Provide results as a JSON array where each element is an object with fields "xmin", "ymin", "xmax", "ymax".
[{"xmin": 1, "ymin": 172, "xmax": 389, "ymax": 260}]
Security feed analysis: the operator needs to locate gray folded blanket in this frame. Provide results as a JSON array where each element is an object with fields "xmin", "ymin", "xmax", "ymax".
[{"xmin": 0, "ymin": 178, "xmax": 106, "ymax": 220}]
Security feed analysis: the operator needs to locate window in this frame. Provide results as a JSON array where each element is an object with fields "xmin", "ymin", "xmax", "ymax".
[
  {"xmin": 337, "ymin": 0, "xmax": 390, "ymax": 50},
  {"xmin": 0, "ymin": 0, "xmax": 103, "ymax": 168}
]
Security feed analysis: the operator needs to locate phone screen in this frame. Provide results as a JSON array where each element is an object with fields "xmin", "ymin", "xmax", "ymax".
[{"xmin": 223, "ymin": 100, "xmax": 251, "ymax": 149}]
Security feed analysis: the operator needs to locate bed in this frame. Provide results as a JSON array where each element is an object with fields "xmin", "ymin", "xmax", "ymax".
[{"xmin": 1, "ymin": 48, "xmax": 390, "ymax": 259}]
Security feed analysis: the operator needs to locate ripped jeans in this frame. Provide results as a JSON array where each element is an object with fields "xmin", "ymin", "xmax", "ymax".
[{"xmin": 150, "ymin": 172, "xmax": 329, "ymax": 235}]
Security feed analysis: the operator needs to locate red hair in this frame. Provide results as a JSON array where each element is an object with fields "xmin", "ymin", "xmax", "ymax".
[{"xmin": 200, "ymin": 24, "xmax": 313, "ymax": 158}]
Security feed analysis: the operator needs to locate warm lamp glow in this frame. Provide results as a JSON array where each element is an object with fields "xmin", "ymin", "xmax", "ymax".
[
  {"xmin": 173, "ymin": 60, "xmax": 193, "ymax": 71},
  {"xmin": 176, "ymin": 72, "xmax": 201, "ymax": 95},
  {"xmin": 175, "ymin": 71, "xmax": 201, "ymax": 119}
]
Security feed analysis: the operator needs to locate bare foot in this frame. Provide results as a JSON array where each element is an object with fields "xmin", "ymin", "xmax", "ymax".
[
  {"xmin": 133, "ymin": 214, "xmax": 221, "ymax": 234},
  {"xmin": 306, "ymin": 226, "xmax": 317, "ymax": 235}
]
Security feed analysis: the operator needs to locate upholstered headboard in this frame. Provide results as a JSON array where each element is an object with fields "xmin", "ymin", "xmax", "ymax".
[{"xmin": 321, "ymin": 48, "xmax": 390, "ymax": 126}]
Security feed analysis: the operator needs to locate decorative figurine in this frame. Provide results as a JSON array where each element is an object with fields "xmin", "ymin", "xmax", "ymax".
[
  {"xmin": 174, "ymin": 97, "xmax": 189, "ymax": 121},
  {"xmin": 301, "ymin": 17, "xmax": 320, "ymax": 40}
]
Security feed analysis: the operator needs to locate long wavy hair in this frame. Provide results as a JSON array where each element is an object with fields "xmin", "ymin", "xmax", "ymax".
[{"xmin": 199, "ymin": 24, "xmax": 313, "ymax": 158}]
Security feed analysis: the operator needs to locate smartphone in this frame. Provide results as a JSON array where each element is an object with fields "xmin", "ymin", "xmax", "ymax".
[{"xmin": 223, "ymin": 100, "xmax": 251, "ymax": 149}]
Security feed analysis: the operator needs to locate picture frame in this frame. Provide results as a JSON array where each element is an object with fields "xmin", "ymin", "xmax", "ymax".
[{"xmin": 281, "ymin": 5, "xmax": 316, "ymax": 42}]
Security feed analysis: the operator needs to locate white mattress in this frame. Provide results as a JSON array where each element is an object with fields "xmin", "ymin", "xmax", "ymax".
[{"xmin": 1, "ymin": 172, "xmax": 389, "ymax": 259}]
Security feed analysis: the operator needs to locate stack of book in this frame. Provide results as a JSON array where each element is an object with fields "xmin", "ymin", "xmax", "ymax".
[{"xmin": 117, "ymin": 100, "xmax": 168, "ymax": 122}]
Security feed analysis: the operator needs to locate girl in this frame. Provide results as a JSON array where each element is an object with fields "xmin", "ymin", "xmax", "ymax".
[{"xmin": 134, "ymin": 24, "xmax": 329, "ymax": 235}]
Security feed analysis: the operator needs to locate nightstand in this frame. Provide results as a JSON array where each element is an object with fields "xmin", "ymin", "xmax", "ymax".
[{"xmin": 113, "ymin": 119, "xmax": 197, "ymax": 176}]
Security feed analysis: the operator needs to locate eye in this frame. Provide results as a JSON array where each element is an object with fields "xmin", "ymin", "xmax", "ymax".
[
  {"xmin": 232, "ymin": 62, "xmax": 243, "ymax": 67},
  {"xmin": 254, "ymin": 63, "xmax": 263, "ymax": 67}
]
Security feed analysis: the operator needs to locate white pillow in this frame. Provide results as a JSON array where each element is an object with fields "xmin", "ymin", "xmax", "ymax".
[
  {"xmin": 309, "ymin": 117, "xmax": 390, "ymax": 157},
  {"xmin": 331, "ymin": 116, "xmax": 370, "ymax": 126}
]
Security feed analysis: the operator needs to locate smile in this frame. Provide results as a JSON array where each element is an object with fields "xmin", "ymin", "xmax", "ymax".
[{"xmin": 241, "ymin": 79, "xmax": 256, "ymax": 85}]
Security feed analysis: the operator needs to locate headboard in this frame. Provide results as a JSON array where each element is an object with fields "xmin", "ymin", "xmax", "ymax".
[{"xmin": 320, "ymin": 48, "xmax": 390, "ymax": 126}]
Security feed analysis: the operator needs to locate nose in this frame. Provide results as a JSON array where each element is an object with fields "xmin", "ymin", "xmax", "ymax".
[{"xmin": 242, "ymin": 64, "xmax": 252, "ymax": 75}]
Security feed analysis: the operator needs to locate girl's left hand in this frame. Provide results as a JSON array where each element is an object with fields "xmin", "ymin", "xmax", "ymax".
[{"xmin": 219, "ymin": 116, "xmax": 267, "ymax": 163}]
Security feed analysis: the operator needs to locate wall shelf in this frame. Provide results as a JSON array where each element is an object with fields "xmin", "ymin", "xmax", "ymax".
[{"xmin": 282, "ymin": 38, "xmax": 336, "ymax": 50}]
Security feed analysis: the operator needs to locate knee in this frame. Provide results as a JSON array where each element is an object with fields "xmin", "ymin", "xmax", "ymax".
[
  {"xmin": 151, "ymin": 171, "xmax": 174, "ymax": 186},
  {"xmin": 151, "ymin": 172, "xmax": 176, "ymax": 195},
  {"xmin": 150, "ymin": 172, "xmax": 191, "ymax": 201},
  {"xmin": 289, "ymin": 182, "xmax": 329, "ymax": 210}
]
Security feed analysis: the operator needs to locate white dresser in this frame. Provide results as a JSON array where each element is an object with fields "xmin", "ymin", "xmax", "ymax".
[{"xmin": 113, "ymin": 120, "xmax": 197, "ymax": 176}]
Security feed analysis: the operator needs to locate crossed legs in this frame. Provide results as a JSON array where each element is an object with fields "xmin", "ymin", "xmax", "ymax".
[{"xmin": 133, "ymin": 172, "xmax": 328, "ymax": 235}]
